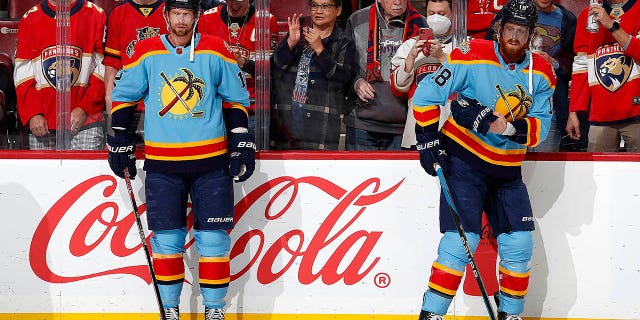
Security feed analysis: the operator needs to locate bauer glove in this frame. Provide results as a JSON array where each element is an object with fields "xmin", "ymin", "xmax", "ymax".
[
  {"xmin": 229, "ymin": 132, "xmax": 255, "ymax": 182},
  {"xmin": 450, "ymin": 97, "xmax": 498, "ymax": 136},
  {"xmin": 107, "ymin": 130, "xmax": 136, "ymax": 179},
  {"xmin": 416, "ymin": 132, "xmax": 450, "ymax": 177}
]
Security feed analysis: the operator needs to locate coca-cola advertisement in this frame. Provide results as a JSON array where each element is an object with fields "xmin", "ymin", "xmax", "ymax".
[{"xmin": 1, "ymin": 157, "xmax": 640, "ymax": 319}]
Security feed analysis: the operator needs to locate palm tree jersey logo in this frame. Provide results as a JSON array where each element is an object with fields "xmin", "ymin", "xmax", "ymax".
[{"xmin": 158, "ymin": 68, "xmax": 206, "ymax": 119}]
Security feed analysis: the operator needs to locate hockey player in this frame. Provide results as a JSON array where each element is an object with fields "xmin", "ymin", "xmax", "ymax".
[
  {"xmin": 14, "ymin": 0, "xmax": 106, "ymax": 150},
  {"xmin": 104, "ymin": 0, "xmax": 168, "ymax": 128},
  {"xmin": 106, "ymin": 0, "xmax": 253, "ymax": 319},
  {"xmin": 198, "ymin": 0, "xmax": 278, "ymax": 133},
  {"xmin": 411, "ymin": 0, "xmax": 555, "ymax": 319},
  {"xmin": 390, "ymin": 0, "xmax": 453, "ymax": 149},
  {"xmin": 567, "ymin": 0, "xmax": 640, "ymax": 152}
]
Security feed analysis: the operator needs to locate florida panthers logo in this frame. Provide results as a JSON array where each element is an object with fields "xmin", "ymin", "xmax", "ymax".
[
  {"xmin": 126, "ymin": 26, "xmax": 161, "ymax": 58},
  {"xmin": 41, "ymin": 45, "xmax": 82, "ymax": 88},
  {"xmin": 494, "ymin": 84, "xmax": 532, "ymax": 121},
  {"xmin": 595, "ymin": 46, "xmax": 632, "ymax": 92}
]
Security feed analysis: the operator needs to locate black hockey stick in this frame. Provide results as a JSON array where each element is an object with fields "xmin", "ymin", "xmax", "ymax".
[
  {"xmin": 434, "ymin": 163, "xmax": 497, "ymax": 320},
  {"xmin": 122, "ymin": 168, "xmax": 167, "ymax": 320}
]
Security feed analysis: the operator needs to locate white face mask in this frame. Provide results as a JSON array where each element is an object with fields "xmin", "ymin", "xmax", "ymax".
[{"xmin": 427, "ymin": 14, "xmax": 452, "ymax": 35}]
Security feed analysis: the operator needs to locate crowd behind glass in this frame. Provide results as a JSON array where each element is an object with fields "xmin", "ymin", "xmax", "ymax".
[{"xmin": 0, "ymin": 0, "xmax": 623, "ymax": 152}]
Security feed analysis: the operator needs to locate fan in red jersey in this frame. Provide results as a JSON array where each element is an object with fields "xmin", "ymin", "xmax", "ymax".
[
  {"xmin": 14, "ymin": 0, "xmax": 106, "ymax": 150},
  {"xmin": 103, "ymin": 0, "xmax": 168, "ymax": 140},
  {"xmin": 198, "ymin": 0, "xmax": 278, "ymax": 134}
]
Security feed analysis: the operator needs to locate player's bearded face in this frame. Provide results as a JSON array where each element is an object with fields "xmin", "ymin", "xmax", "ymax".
[
  {"xmin": 167, "ymin": 8, "xmax": 197, "ymax": 37},
  {"xmin": 498, "ymin": 22, "xmax": 530, "ymax": 63}
]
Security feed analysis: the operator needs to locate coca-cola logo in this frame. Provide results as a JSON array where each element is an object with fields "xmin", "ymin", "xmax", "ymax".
[{"xmin": 29, "ymin": 175, "xmax": 403, "ymax": 286}]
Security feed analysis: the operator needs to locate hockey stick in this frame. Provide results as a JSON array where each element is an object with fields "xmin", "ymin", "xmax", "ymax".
[
  {"xmin": 434, "ymin": 163, "xmax": 497, "ymax": 320},
  {"xmin": 158, "ymin": 72, "xmax": 205, "ymax": 118},
  {"xmin": 495, "ymin": 85, "xmax": 516, "ymax": 122},
  {"xmin": 122, "ymin": 168, "xmax": 167, "ymax": 320}
]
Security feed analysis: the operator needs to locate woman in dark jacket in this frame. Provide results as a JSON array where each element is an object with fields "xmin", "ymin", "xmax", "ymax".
[{"xmin": 270, "ymin": 0, "xmax": 356, "ymax": 150}]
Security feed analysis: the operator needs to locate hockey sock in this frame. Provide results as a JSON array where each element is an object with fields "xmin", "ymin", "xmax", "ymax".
[
  {"xmin": 195, "ymin": 229, "xmax": 231, "ymax": 308},
  {"xmin": 150, "ymin": 228, "xmax": 188, "ymax": 308},
  {"xmin": 422, "ymin": 231, "xmax": 480, "ymax": 315},
  {"xmin": 497, "ymin": 231, "xmax": 533, "ymax": 315}
]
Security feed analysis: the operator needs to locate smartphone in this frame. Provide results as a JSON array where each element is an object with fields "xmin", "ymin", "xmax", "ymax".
[
  {"xmin": 419, "ymin": 27, "xmax": 433, "ymax": 56},
  {"xmin": 299, "ymin": 15, "xmax": 313, "ymax": 40}
]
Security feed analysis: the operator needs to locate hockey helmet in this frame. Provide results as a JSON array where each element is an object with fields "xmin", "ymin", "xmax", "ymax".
[
  {"xmin": 501, "ymin": 0, "xmax": 537, "ymax": 29},
  {"xmin": 166, "ymin": 0, "xmax": 201, "ymax": 12}
]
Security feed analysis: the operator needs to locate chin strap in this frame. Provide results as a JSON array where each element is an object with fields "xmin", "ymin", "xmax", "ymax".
[{"xmin": 190, "ymin": 19, "xmax": 198, "ymax": 62}]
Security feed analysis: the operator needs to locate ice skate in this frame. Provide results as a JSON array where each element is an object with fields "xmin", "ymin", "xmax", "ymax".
[
  {"xmin": 498, "ymin": 311, "xmax": 522, "ymax": 320},
  {"xmin": 162, "ymin": 306, "xmax": 179, "ymax": 320},
  {"xmin": 418, "ymin": 310, "xmax": 444, "ymax": 320},
  {"xmin": 205, "ymin": 307, "xmax": 225, "ymax": 320}
]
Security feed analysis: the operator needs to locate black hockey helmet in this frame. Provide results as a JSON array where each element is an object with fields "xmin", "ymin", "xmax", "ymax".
[
  {"xmin": 165, "ymin": 0, "xmax": 201, "ymax": 12},
  {"xmin": 501, "ymin": 0, "xmax": 537, "ymax": 29}
]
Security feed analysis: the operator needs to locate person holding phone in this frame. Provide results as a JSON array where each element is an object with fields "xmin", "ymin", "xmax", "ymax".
[
  {"xmin": 270, "ymin": 0, "xmax": 356, "ymax": 150},
  {"xmin": 390, "ymin": 0, "xmax": 453, "ymax": 149}
]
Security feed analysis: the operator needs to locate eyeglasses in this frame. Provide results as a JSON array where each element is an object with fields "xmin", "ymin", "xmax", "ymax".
[{"xmin": 310, "ymin": 3, "xmax": 339, "ymax": 11}]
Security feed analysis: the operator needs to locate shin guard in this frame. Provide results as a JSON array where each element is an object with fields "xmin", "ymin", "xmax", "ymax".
[
  {"xmin": 150, "ymin": 228, "xmax": 187, "ymax": 308},
  {"xmin": 496, "ymin": 231, "xmax": 533, "ymax": 315},
  {"xmin": 195, "ymin": 229, "xmax": 231, "ymax": 308},
  {"xmin": 422, "ymin": 231, "xmax": 478, "ymax": 315}
]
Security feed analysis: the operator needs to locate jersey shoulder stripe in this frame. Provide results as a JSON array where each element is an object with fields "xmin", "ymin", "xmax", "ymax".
[
  {"xmin": 449, "ymin": 39, "xmax": 500, "ymax": 65},
  {"xmin": 527, "ymin": 53, "xmax": 557, "ymax": 87},
  {"xmin": 196, "ymin": 34, "xmax": 238, "ymax": 62},
  {"xmin": 123, "ymin": 37, "xmax": 167, "ymax": 68}
]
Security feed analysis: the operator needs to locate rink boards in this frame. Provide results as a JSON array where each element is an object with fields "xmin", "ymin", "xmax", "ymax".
[{"xmin": 0, "ymin": 153, "xmax": 638, "ymax": 320}]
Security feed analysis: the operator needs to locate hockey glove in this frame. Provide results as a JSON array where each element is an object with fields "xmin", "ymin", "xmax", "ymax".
[
  {"xmin": 450, "ymin": 97, "xmax": 498, "ymax": 135},
  {"xmin": 416, "ymin": 132, "xmax": 450, "ymax": 177},
  {"xmin": 229, "ymin": 132, "xmax": 256, "ymax": 182},
  {"xmin": 107, "ymin": 131, "xmax": 136, "ymax": 179}
]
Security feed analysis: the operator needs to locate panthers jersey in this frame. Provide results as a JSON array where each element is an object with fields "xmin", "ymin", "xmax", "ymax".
[
  {"xmin": 104, "ymin": 0, "xmax": 167, "ymax": 69},
  {"xmin": 199, "ymin": 5, "xmax": 277, "ymax": 108},
  {"xmin": 111, "ymin": 34, "xmax": 250, "ymax": 173},
  {"xmin": 13, "ymin": 0, "xmax": 106, "ymax": 130},
  {"xmin": 570, "ymin": 0, "xmax": 640, "ymax": 125},
  {"xmin": 412, "ymin": 40, "xmax": 556, "ymax": 179}
]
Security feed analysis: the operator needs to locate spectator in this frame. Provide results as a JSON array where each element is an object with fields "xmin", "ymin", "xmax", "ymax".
[
  {"xmin": 107, "ymin": 0, "xmax": 253, "ymax": 319},
  {"xmin": 391, "ymin": 0, "xmax": 453, "ymax": 149},
  {"xmin": 14, "ymin": 0, "xmax": 106, "ymax": 150},
  {"xmin": 486, "ymin": 0, "xmax": 579, "ymax": 152},
  {"xmin": 567, "ymin": 0, "xmax": 640, "ymax": 152},
  {"xmin": 343, "ymin": 0, "xmax": 427, "ymax": 150},
  {"xmin": 467, "ymin": 0, "xmax": 506, "ymax": 39},
  {"xmin": 270, "ymin": 0, "xmax": 356, "ymax": 150},
  {"xmin": 104, "ymin": 0, "xmax": 167, "ymax": 142},
  {"xmin": 199, "ymin": 0, "xmax": 278, "ymax": 135},
  {"xmin": 411, "ymin": 0, "xmax": 555, "ymax": 319}
]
